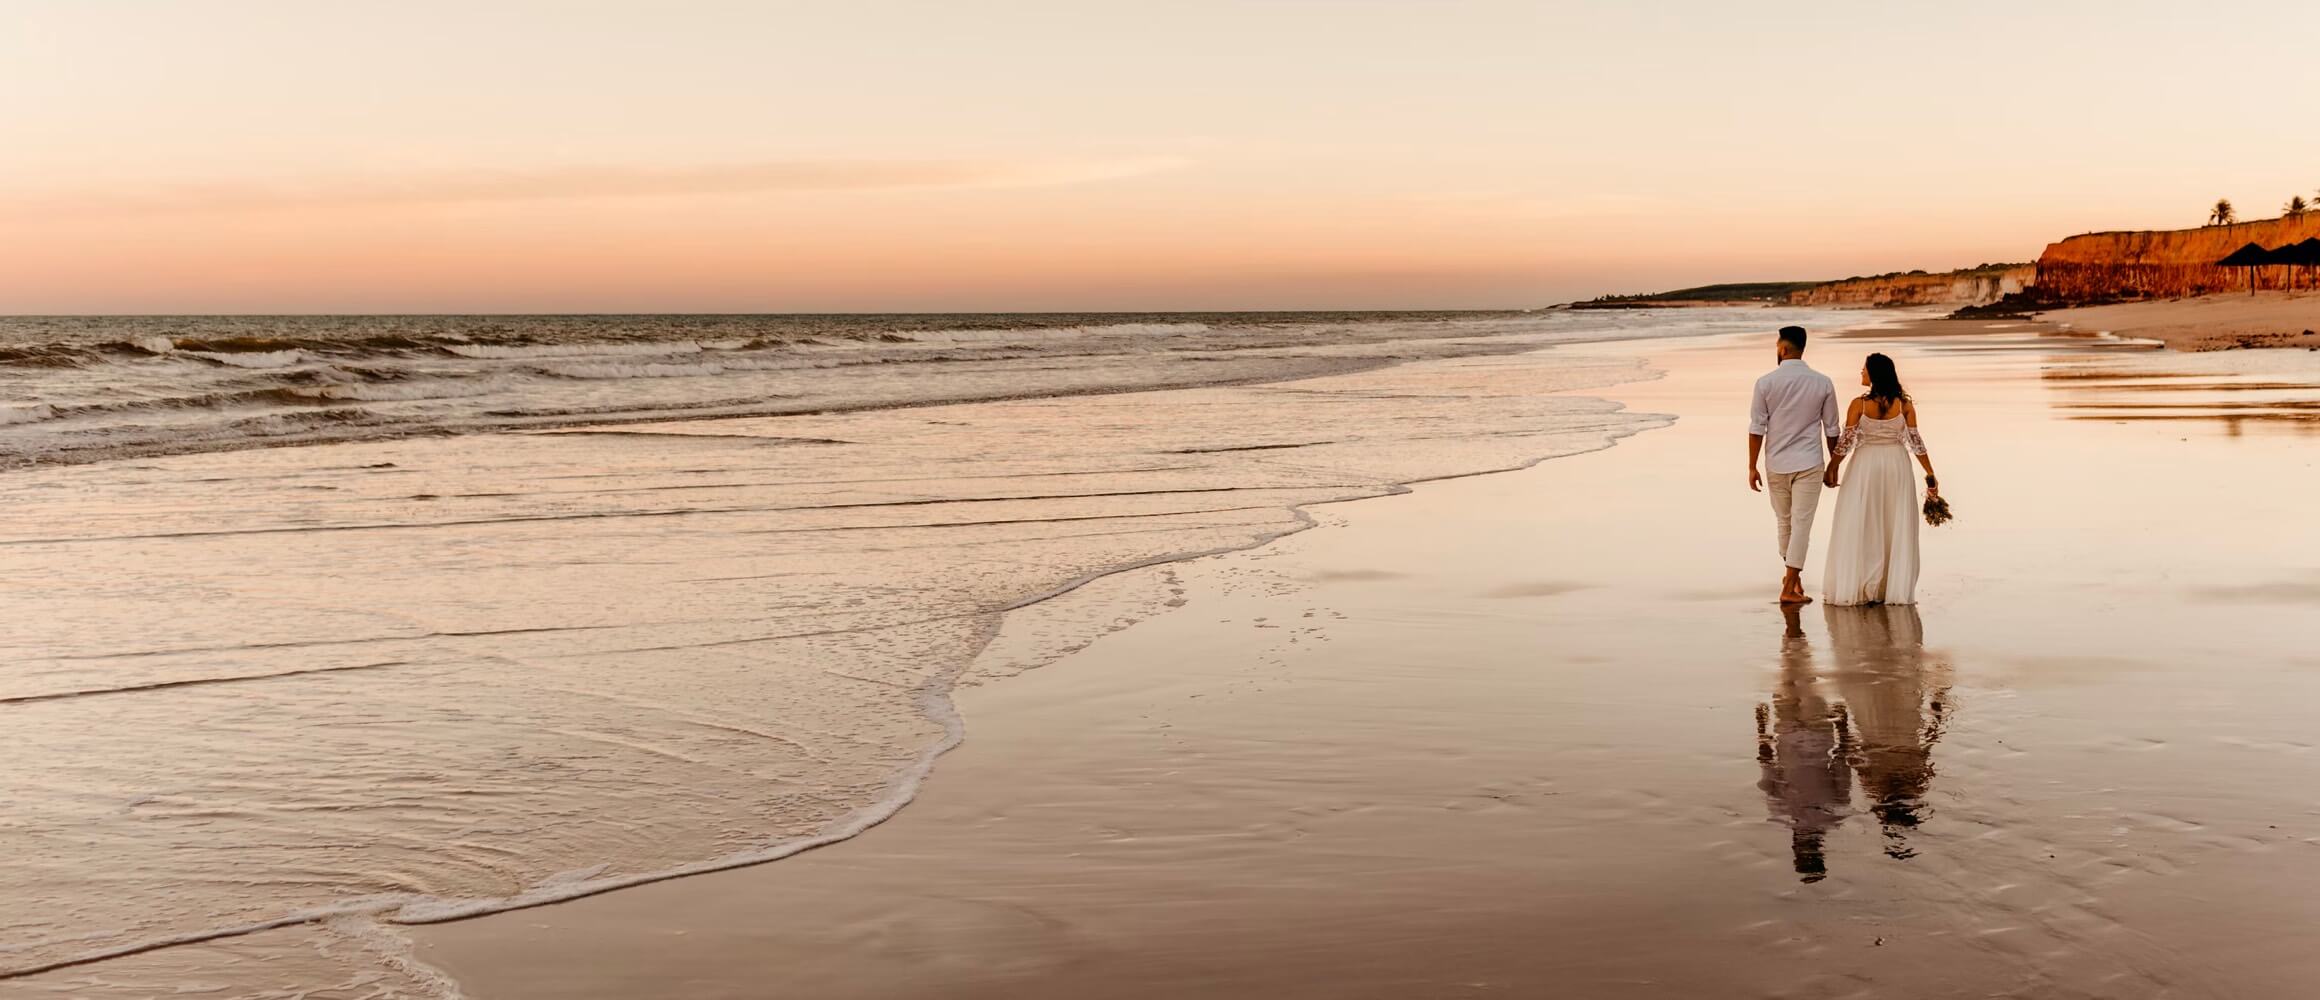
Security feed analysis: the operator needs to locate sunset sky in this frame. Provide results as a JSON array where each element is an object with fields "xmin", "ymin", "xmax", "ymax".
[{"xmin": 7, "ymin": 0, "xmax": 2320, "ymax": 313}]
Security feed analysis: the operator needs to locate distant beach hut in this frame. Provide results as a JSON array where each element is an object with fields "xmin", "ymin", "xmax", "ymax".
[{"xmin": 2215, "ymin": 241, "xmax": 2274, "ymax": 295}]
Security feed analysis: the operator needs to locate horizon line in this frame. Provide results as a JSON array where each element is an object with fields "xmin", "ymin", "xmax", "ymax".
[{"xmin": 0, "ymin": 307, "xmax": 1581, "ymax": 319}]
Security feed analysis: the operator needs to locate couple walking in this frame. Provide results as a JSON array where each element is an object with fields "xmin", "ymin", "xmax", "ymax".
[{"xmin": 1747, "ymin": 326, "xmax": 1939, "ymax": 605}]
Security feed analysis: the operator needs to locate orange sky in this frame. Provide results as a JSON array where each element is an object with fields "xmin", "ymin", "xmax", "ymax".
[{"xmin": 7, "ymin": 1, "xmax": 2320, "ymax": 312}]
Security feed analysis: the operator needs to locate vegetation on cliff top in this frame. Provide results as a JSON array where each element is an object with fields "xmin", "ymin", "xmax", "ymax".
[
  {"xmin": 1812, "ymin": 263, "xmax": 2029, "ymax": 285},
  {"xmin": 1578, "ymin": 281, "xmax": 1819, "ymax": 306},
  {"xmin": 2205, "ymin": 189, "xmax": 2320, "ymax": 226},
  {"xmin": 1578, "ymin": 263, "xmax": 2029, "ymax": 309}
]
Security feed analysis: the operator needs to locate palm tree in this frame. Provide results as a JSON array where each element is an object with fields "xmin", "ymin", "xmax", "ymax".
[
  {"xmin": 2287, "ymin": 195, "xmax": 2311, "ymax": 218},
  {"xmin": 2209, "ymin": 199, "xmax": 2237, "ymax": 226}
]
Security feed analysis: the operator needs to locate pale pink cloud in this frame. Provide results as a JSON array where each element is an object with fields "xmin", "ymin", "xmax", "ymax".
[{"xmin": 1, "ymin": 156, "xmax": 1192, "ymax": 220}]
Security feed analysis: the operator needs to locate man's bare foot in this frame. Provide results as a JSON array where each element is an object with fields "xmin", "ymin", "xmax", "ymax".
[{"xmin": 1778, "ymin": 572, "xmax": 1813, "ymax": 604}]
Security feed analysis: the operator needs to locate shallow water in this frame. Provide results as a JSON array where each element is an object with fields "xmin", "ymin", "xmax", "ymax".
[{"xmin": 0, "ymin": 308, "xmax": 1850, "ymax": 988}]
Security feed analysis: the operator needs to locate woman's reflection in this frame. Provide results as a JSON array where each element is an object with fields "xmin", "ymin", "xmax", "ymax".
[
  {"xmin": 1826, "ymin": 603, "xmax": 1951, "ymax": 862},
  {"xmin": 1756, "ymin": 604, "xmax": 1952, "ymax": 880}
]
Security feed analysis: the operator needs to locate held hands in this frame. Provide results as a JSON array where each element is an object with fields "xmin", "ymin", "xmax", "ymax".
[{"xmin": 1822, "ymin": 467, "xmax": 1840, "ymax": 489}]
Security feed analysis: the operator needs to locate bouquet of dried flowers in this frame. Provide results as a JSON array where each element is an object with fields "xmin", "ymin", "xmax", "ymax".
[{"xmin": 1923, "ymin": 475, "xmax": 1953, "ymax": 527}]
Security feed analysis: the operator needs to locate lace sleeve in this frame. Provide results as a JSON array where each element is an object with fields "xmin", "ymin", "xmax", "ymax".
[
  {"xmin": 1903, "ymin": 427, "xmax": 1926, "ymax": 456},
  {"xmin": 1833, "ymin": 426, "xmax": 1859, "ymax": 459}
]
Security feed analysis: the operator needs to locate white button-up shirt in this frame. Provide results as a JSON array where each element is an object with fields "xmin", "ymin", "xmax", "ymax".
[{"xmin": 1749, "ymin": 359, "xmax": 1840, "ymax": 475}]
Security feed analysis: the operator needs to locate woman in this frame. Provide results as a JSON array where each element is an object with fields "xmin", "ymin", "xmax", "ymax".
[{"xmin": 1821, "ymin": 353, "xmax": 1937, "ymax": 605}]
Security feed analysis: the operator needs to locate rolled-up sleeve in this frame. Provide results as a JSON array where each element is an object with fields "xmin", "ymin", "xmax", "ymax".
[
  {"xmin": 1748, "ymin": 381, "xmax": 1771, "ymax": 435},
  {"xmin": 1819, "ymin": 386, "xmax": 1841, "ymax": 439}
]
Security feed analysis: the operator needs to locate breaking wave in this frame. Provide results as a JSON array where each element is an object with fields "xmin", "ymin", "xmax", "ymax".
[
  {"xmin": 0, "ymin": 311, "xmax": 1826, "ymax": 468},
  {"xmin": 0, "ymin": 404, "xmax": 55, "ymax": 426}
]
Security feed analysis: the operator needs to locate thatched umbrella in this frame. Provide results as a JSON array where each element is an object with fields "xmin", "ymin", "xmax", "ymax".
[
  {"xmin": 2215, "ymin": 241, "xmax": 2274, "ymax": 295},
  {"xmin": 2277, "ymin": 237, "xmax": 2320, "ymax": 292}
]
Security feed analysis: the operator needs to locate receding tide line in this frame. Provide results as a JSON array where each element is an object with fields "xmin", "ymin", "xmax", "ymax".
[
  {"xmin": 0, "ymin": 521, "xmax": 1319, "ymax": 979},
  {"xmin": 0, "ymin": 661, "xmax": 406, "ymax": 706},
  {"xmin": 0, "ymin": 368, "xmax": 1674, "ymax": 984},
  {"xmin": 384, "ymin": 518, "xmax": 1339, "ymax": 925},
  {"xmin": 0, "ymin": 485, "xmax": 1364, "ymax": 548}
]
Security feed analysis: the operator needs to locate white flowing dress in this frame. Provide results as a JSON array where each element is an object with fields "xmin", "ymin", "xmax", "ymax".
[{"xmin": 1823, "ymin": 413, "xmax": 1924, "ymax": 606}]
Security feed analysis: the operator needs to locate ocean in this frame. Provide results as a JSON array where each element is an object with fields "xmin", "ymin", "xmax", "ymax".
[
  {"xmin": 1, "ymin": 311, "xmax": 1778, "ymax": 468},
  {"xmin": 0, "ymin": 307, "xmax": 1837, "ymax": 993}
]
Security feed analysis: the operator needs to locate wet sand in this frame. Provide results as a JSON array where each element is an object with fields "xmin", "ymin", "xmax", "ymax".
[
  {"xmin": 0, "ymin": 319, "xmax": 1696, "ymax": 988},
  {"xmin": 388, "ymin": 327, "xmax": 2320, "ymax": 998}
]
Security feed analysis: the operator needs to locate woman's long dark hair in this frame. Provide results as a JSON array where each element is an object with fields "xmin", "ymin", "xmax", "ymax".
[{"xmin": 1864, "ymin": 353, "xmax": 1908, "ymax": 406}]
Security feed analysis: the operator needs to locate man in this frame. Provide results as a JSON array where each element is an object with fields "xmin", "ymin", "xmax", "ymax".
[{"xmin": 1747, "ymin": 325, "xmax": 1840, "ymax": 604}]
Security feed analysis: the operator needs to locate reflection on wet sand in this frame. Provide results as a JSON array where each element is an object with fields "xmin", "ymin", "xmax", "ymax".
[
  {"xmin": 1754, "ymin": 606, "xmax": 1851, "ymax": 882},
  {"xmin": 1755, "ymin": 604, "xmax": 1952, "ymax": 880},
  {"xmin": 2038, "ymin": 355, "xmax": 2320, "ymax": 432},
  {"xmin": 1827, "ymin": 604, "xmax": 1952, "ymax": 862}
]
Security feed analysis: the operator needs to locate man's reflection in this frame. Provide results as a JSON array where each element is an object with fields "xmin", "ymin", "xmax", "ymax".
[
  {"xmin": 1755, "ymin": 604, "xmax": 1852, "ymax": 882},
  {"xmin": 1755, "ymin": 604, "xmax": 1952, "ymax": 880}
]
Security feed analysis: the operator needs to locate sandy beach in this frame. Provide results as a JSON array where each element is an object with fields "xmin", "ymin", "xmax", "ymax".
[
  {"xmin": 2037, "ymin": 292, "xmax": 2320, "ymax": 352},
  {"xmin": 3, "ymin": 313, "xmax": 2317, "ymax": 999},
  {"xmin": 333, "ymin": 325, "xmax": 2320, "ymax": 998}
]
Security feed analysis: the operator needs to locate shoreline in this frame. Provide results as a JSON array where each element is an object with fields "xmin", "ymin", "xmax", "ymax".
[
  {"xmin": 4, "ymin": 311, "xmax": 1777, "ymax": 993},
  {"xmin": 1580, "ymin": 292, "xmax": 2320, "ymax": 354},
  {"xmin": 383, "ymin": 394, "xmax": 1677, "ymax": 931},
  {"xmin": 2032, "ymin": 292, "xmax": 2320, "ymax": 352},
  {"xmin": 1852, "ymin": 294, "xmax": 2320, "ymax": 353},
  {"xmin": 398, "ymin": 324, "xmax": 2320, "ymax": 999},
  {"xmin": 16, "ymin": 309, "xmax": 2311, "ymax": 997}
]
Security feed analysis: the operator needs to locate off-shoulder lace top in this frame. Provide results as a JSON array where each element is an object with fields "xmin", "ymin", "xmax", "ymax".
[{"xmin": 1833, "ymin": 412, "xmax": 1925, "ymax": 458}]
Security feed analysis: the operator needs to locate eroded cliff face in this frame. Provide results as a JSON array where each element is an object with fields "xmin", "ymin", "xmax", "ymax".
[
  {"xmin": 2037, "ymin": 215, "xmax": 2320, "ymax": 301},
  {"xmin": 1785, "ymin": 266, "xmax": 2034, "ymax": 307}
]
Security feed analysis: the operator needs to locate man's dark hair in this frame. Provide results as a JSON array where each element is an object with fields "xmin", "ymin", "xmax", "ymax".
[{"xmin": 1777, "ymin": 326, "xmax": 1808, "ymax": 352}]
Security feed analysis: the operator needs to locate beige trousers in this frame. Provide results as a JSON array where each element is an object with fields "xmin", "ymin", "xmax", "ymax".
[{"xmin": 1766, "ymin": 465, "xmax": 1825, "ymax": 570}]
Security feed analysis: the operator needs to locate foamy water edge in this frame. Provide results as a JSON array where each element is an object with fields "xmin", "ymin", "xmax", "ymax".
[{"xmin": 0, "ymin": 354, "xmax": 1686, "ymax": 982}]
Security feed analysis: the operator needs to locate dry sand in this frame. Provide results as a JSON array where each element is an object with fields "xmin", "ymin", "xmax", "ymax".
[
  {"xmin": 2039, "ymin": 292, "xmax": 2320, "ymax": 351},
  {"xmin": 376, "ymin": 327, "xmax": 2320, "ymax": 999}
]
